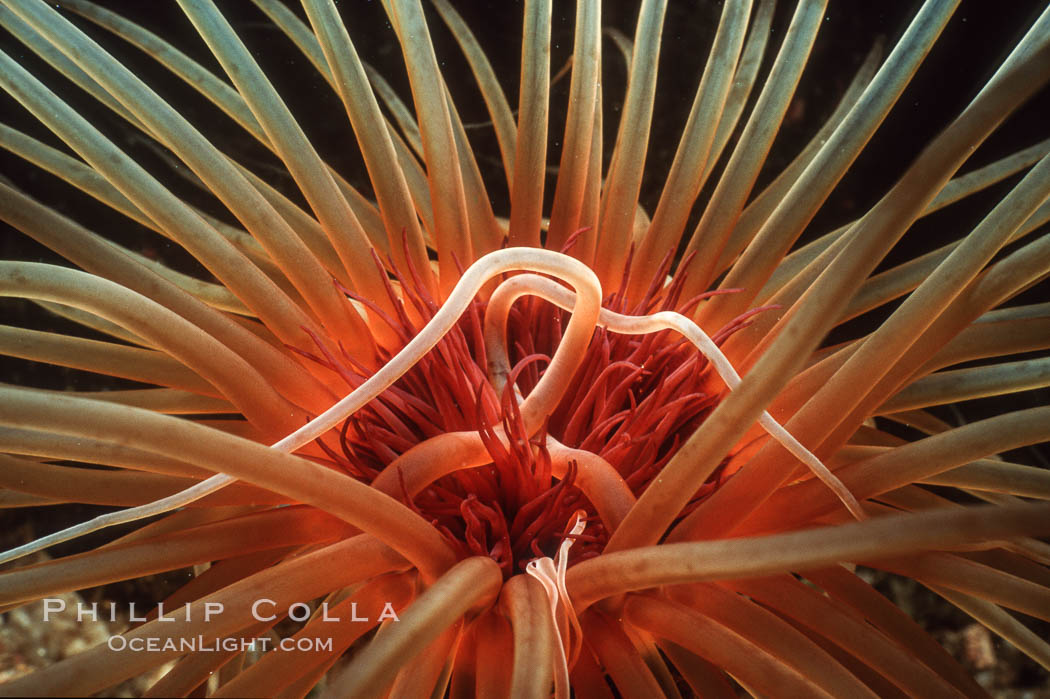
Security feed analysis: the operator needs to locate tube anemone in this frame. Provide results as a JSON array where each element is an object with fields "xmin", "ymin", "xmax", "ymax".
[{"xmin": 1, "ymin": 0, "xmax": 1049, "ymax": 696}]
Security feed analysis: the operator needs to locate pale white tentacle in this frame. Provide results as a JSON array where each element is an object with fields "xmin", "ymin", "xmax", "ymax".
[
  {"xmin": 483, "ymin": 273, "xmax": 865, "ymax": 520},
  {"xmin": 0, "ymin": 248, "xmax": 601, "ymax": 565},
  {"xmin": 526, "ymin": 510, "xmax": 587, "ymax": 699}
]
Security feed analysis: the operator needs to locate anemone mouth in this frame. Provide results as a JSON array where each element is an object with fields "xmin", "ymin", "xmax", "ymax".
[{"xmin": 302, "ymin": 251, "xmax": 750, "ymax": 574}]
